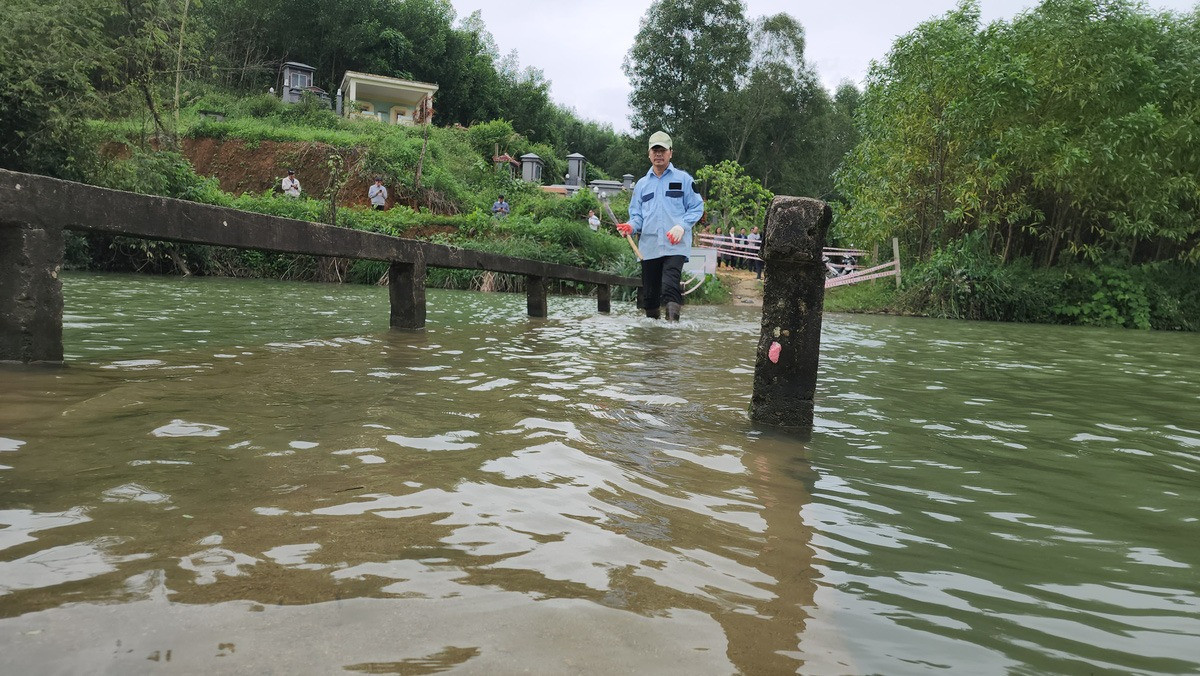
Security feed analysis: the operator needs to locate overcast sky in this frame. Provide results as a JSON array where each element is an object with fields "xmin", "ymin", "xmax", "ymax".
[{"xmin": 446, "ymin": 0, "xmax": 1197, "ymax": 134}]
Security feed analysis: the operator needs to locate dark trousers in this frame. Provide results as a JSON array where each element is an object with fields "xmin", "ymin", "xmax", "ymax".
[{"xmin": 641, "ymin": 255, "xmax": 687, "ymax": 310}]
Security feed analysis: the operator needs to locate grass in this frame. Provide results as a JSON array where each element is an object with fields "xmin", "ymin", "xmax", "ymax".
[{"xmin": 823, "ymin": 280, "xmax": 900, "ymax": 313}]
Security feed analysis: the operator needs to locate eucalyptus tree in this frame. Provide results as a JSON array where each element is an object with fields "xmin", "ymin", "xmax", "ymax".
[
  {"xmin": 835, "ymin": 1, "xmax": 984, "ymax": 259},
  {"xmin": 723, "ymin": 11, "xmax": 828, "ymax": 194},
  {"xmin": 624, "ymin": 0, "xmax": 752, "ymax": 165}
]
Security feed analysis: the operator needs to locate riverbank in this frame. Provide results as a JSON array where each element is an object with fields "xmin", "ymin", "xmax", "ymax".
[{"xmin": 716, "ymin": 268, "xmax": 764, "ymax": 308}]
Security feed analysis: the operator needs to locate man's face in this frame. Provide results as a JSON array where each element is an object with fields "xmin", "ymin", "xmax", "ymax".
[{"xmin": 648, "ymin": 145, "xmax": 672, "ymax": 171}]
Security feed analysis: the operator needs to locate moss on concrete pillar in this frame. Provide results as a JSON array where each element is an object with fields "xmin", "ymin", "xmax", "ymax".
[
  {"xmin": 526, "ymin": 275, "xmax": 547, "ymax": 318},
  {"xmin": 388, "ymin": 259, "xmax": 426, "ymax": 330},
  {"xmin": 0, "ymin": 221, "xmax": 65, "ymax": 364},
  {"xmin": 749, "ymin": 196, "xmax": 832, "ymax": 430},
  {"xmin": 597, "ymin": 284, "xmax": 611, "ymax": 314}
]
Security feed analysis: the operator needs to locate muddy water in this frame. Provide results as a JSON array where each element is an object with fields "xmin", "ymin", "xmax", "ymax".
[{"xmin": 1, "ymin": 272, "xmax": 1197, "ymax": 675}]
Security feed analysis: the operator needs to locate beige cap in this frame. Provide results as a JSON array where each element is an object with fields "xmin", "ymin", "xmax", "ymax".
[{"xmin": 648, "ymin": 131, "xmax": 672, "ymax": 150}]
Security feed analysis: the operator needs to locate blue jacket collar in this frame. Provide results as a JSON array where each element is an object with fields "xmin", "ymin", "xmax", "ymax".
[{"xmin": 644, "ymin": 163, "xmax": 676, "ymax": 179}]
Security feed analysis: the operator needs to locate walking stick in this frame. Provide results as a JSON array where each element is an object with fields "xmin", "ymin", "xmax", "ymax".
[{"xmin": 601, "ymin": 197, "xmax": 643, "ymax": 260}]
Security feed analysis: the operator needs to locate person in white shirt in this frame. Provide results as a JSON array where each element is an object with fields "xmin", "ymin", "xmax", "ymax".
[
  {"xmin": 368, "ymin": 177, "xmax": 388, "ymax": 210},
  {"xmin": 281, "ymin": 169, "xmax": 301, "ymax": 198},
  {"xmin": 587, "ymin": 210, "xmax": 600, "ymax": 231}
]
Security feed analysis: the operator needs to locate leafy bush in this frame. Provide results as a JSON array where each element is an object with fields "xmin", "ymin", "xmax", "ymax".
[
  {"xmin": 899, "ymin": 231, "xmax": 1062, "ymax": 322},
  {"xmin": 1055, "ymin": 262, "xmax": 1200, "ymax": 331},
  {"xmin": 238, "ymin": 93, "xmax": 283, "ymax": 119},
  {"xmin": 1135, "ymin": 263, "xmax": 1200, "ymax": 331}
]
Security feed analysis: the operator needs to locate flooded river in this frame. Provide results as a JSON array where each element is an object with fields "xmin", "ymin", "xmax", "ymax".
[{"xmin": 1, "ymin": 272, "xmax": 1197, "ymax": 674}]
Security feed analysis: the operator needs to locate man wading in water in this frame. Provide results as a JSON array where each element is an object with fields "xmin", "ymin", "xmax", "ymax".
[{"xmin": 618, "ymin": 131, "xmax": 704, "ymax": 321}]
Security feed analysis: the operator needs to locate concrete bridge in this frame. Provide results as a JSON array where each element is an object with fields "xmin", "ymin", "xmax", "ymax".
[
  {"xmin": 1, "ymin": 168, "xmax": 831, "ymax": 430},
  {"xmin": 0, "ymin": 169, "xmax": 639, "ymax": 365}
]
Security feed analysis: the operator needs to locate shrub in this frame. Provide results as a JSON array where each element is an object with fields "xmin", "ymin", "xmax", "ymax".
[
  {"xmin": 239, "ymin": 93, "xmax": 283, "ymax": 119},
  {"xmin": 899, "ymin": 231, "xmax": 1062, "ymax": 322}
]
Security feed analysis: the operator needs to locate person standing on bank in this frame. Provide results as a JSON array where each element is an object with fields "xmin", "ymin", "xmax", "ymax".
[
  {"xmin": 368, "ymin": 177, "xmax": 388, "ymax": 211},
  {"xmin": 618, "ymin": 131, "xmax": 704, "ymax": 321},
  {"xmin": 281, "ymin": 169, "xmax": 301, "ymax": 198},
  {"xmin": 491, "ymin": 194, "xmax": 510, "ymax": 218}
]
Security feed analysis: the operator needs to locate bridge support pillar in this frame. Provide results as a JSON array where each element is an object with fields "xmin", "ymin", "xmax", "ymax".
[
  {"xmin": 0, "ymin": 221, "xmax": 65, "ymax": 364},
  {"xmin": 596, "ymin": 284, "xmax": 611, "ymax": 314},
  {"xmin": 749, "ymin": 196, "xmax": 831, "ymax": 430},
  {"xmin": 388, "ymin": 260, "xmax": 426, "ymax": 330},
  {"xmin": 526, "ymin": 275, "xmax": 547, "ymax": 318}
]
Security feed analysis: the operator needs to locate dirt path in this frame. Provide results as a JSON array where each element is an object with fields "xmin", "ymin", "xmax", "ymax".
[{"xmin": 716, "ymin": 268, "xmax": 763, "ymax": 308}]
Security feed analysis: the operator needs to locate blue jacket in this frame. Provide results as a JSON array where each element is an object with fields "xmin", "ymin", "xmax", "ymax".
[{"xmin": 628, "ymin": 164, "xmax": 705, "ymax": 260}]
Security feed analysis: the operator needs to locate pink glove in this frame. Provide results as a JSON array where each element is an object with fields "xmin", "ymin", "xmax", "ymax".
[
  {"xmin": 667, "ymin": 224, "xmax": 685, "ymax": 244},
  {"xmin": 616, "ymin": 222, "xmax": 633, "ymax": 236}
]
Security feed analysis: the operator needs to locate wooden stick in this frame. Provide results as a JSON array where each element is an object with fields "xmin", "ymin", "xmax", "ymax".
[{"xmin": 601, "ymin": 199, "xmax": 643, "ymax": 260}]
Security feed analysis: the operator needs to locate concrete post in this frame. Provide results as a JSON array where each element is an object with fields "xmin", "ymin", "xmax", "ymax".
[
  {"xmin": 520, "ymin": 154, "xmax": 544, "ymax": 183},
  {"xmin": 749, "ymin": 196, "xmax": 832, "ymax": 430},
  {"xmin": 388, "ymin": 260, "xmax": 426, "ymax": 330},
  {"xmin": 0, "ymin": 221, "xmax": 65, "ymax": 364},
  {"xmin": 597, "ymin": 284, "xmax": 611, "ymax": 314},
  {"xmin": 566, "ymin": 153, "xmax": 586, "ymax": 187},
  {"xmin": 526, "ymin": 275, "xmax": 547, "ymax": 318}
]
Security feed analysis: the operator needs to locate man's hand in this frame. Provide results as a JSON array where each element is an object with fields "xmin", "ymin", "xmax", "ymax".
[
  {"xmin": 616, "ymin": 222, "xmax": 633, "ymax": 236},
  {"xmin": 667, "ymin": 224, "xmax": 684, "ymax": 244}
]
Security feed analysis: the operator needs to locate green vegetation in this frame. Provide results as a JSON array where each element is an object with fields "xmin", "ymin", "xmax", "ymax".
[
  {"xmin": 625, "ymin": 1, "xmax": 860, "ymax": 197},
  {"xmin": 836, "ymin": 0, "xmax": 1199, "ymax": 266},
  {"xmin": 4, "ymin": 0, "xmax": 1197, "ymax": 327},
  {"xmin": 827, "ymin": 0, "xmax": 1200, "ymax": 329}
]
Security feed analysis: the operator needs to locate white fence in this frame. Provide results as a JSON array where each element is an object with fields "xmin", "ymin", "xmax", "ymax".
[{"xmin": 690, "ymin": 234, "xmax": 902, "ymax": 290}]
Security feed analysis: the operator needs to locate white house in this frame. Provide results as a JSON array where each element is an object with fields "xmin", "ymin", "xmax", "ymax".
[{"xmin": 339, "ymin": 71, "xmax": 438, "ymax": 126}]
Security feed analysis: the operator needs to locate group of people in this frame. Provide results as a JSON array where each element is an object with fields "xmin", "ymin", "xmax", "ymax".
[
  {"xmin": 713, "ymin": 225, "xmax": 763, "ymax": 278},
  {"xmin": 279, "ymin": 169, "xmax": 391, "ymax": 211}
]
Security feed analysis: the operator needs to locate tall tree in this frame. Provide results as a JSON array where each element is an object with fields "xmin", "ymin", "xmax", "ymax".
[
  {"xmin": 624, "ymin": 0, "xmax": 751, "ymax": 165},
  {"xmin": 0, "ymin": 0, "xmax": 109, "ymax": 175},
  {"xmin": 836, "ymin": 0, "xmax": 1200, "ymax": 265}
]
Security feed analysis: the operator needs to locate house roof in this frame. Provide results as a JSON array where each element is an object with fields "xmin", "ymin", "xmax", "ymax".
[
  {"xmin": 282, "ymin": 62, "xmax": 315, "ymax": 71},
  {"xmin": 340, "ymin": 71, "xmax": 438, "ymax": 107}
]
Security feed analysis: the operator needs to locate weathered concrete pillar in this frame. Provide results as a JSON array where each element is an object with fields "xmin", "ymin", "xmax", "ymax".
[
  {"xmin": 749, "ymin": 196, "xmax": 831, "ymax": 430},
  {"xmin": 596, "ymin": 284, "xmax": 611, "ymax": 314},
  {"xmin": 0, "ymin": 221, "xmax": 65, "ymax": 364},
  {"xmin": 388, "ymin": 260, "xmax": 426, "ymax": 329},
  {"xmin": 526, "ymin": 275, "xmax": 547, "ymax": 318}
]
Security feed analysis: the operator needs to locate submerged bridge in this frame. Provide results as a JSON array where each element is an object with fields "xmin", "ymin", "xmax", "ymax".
[
  {"xmin": 2, "ymin": 168, "xmax": 833, "ymax": 431},
  {"xmin": 0, "ymin": 169, "xmax": 639, "ymax": 364}
]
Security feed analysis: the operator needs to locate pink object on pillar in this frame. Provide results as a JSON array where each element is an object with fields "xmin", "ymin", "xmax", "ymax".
[{"xmin": 768, "ymin": 341, "xmax": 782, "ymax": 364}]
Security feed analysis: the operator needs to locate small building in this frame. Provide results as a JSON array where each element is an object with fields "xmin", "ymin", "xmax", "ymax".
[
  {"xmin": 520, "ymin": 154, "xmax": 544, "ymax": 183},
  {"xmin": 492, "ymin": 153, "xmax": 520, "ymax": 179},
  {"xmin": 279, "ymin": 62, "xmax": 329, "ymax": 105},
  {"xmin": 566, "ymin": 153, "xmax": 586, "ymax": 188},
  {"xmin": 588, "ymin": 180, "xmax": 624, "ymax": 199},
  {"xmin": 339, "ymin": 71, "xmax": 438, "ymax": 125}
]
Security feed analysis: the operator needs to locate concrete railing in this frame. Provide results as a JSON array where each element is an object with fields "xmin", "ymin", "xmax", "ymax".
[{"xmin": 0, "ymin": 169, "xmax": 639, "ymax": 364}]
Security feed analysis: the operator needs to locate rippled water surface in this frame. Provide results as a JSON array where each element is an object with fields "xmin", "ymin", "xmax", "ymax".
[{"xmin": 1, "ymin": 272, "xmax": 1198, "ymax": 674}]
